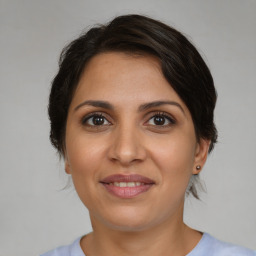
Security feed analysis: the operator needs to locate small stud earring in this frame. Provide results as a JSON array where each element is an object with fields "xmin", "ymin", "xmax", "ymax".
[{"xmin": 196, "ymin": 165, "xmax": 201, "ymax": 171}]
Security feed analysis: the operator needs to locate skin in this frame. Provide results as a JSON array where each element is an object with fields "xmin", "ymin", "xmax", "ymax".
[{"xmin": 65, "ymin": 52, "xmax": 210, "ymax": 256}]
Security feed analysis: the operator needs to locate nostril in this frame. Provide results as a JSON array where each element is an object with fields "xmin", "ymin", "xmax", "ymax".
[{"xmin": 107, "ymin": 130, "xmax": 147, "ymax": 165}]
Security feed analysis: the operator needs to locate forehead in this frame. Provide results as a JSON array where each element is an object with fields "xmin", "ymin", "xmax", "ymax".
[{"xmin": 71, "ymin": 52, "xmax": 186, "ymax": 110}]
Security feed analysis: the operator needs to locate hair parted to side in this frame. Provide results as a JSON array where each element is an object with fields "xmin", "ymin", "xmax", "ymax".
[{"xmin": 48, "ymin": 14, "xmax": 217, "ymax": 199}]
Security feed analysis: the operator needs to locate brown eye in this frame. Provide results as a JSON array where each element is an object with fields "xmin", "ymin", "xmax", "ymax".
[
  {"xmin": 82, "ymin": 114, "xmax": 110, "ymax": 126},
  {"xmin": 147, "ymin": 113, "xmax": 175, "ymax": 126},
  {"xmin": 153, "ymin": 116, "xmax": 166, "ymax": 125},
  {"xmin": 92, "ymin": 116, "xmax": 105, "ymax": 125}
]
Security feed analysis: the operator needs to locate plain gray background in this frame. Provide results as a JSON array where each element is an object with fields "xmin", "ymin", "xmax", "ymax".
[{"xmin": 0, "ymin": 0, "xmax": 255, "ymax": 255}]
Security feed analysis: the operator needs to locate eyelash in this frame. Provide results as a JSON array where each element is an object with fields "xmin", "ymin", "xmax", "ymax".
[
  {"xmin": 147, "ymin": 112, "xmax": 176, "ymax": 127},
  {"xmin": 80, "ymin": 111, "xmax": 176, "ymax": 128},
  {"xmin": 81, "ymin": 112, "xmax": 111, "ymax": 126}
]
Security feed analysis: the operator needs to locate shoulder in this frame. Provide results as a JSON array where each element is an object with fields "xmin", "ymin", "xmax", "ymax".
[
  {"xmin": 188, "ymin": 233, "xmax": 256, "ymax": 256},
  {"xmin": 40, "ymin": 237, "xmax": 85, "ymax": 256}
]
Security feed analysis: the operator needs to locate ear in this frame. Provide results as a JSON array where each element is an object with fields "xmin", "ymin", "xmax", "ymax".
[
  {"xmin": 65, "ymin": 157, "xmax": 71, "ymax": 174},
  {"xmin": 192, "ymin": 139, "xmax": 211, "ymax": 175}
]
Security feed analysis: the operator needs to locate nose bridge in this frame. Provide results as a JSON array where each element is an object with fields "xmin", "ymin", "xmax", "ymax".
[{"xmin": 109, "ymin": 120, "xmax": 146, "ymax": 165}]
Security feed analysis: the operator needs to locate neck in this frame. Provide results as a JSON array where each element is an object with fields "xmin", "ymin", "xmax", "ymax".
[{"xmin": 81, "ymin": 206, "xmax": 202, "ymax": 256}]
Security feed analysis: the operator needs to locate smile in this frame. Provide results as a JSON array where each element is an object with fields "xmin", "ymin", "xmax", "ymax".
[
  {"xmin": 100, "ymin": 174, "xmax": 155, "ymax": 198},
  {"xmin": 109, "ymin": 182, "xmax": 144, "ymax": 187}
]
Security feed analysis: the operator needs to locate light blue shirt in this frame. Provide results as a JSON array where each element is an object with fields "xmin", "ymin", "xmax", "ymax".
[{"xmin": 41, "ymin": 233, "xmax": 256, "ymax": 256}]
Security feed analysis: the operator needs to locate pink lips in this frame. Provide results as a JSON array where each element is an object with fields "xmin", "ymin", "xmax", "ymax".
[{"xmin": 100, "ymin": 174, "xmax": 155, "ymax": 199}]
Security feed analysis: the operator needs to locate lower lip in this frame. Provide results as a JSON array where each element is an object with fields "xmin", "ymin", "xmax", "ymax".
[{"xmin": 101, "ymin": 183, "xmax": 153, "ymax": 198}]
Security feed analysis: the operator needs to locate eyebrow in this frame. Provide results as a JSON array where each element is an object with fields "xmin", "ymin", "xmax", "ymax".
[
  {"xmin": 138, "ymin": 101, "xmax": 185, "ymax": 114},
  {"xmin": 74, "ymin": 100, "xmax": 185, "ymax": 115},
  {"xmin": 74, "ymin": 100, "xmax": 114, "ymax": 111}
]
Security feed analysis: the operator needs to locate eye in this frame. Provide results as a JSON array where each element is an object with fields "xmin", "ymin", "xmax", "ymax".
[
  {"xmin": 147, "ymin": 112, "xmax": 175, "ymax": 126},
  {"xmin": 82, "ymin": 113, "xmax": 111, "ymax": 126}
]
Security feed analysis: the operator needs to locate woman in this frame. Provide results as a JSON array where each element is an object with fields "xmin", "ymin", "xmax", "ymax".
[{"xmin": 41, "ymin": 15, "xmax": 255, "ymax": 256}]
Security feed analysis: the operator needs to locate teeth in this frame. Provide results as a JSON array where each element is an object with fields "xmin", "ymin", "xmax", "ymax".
[
  {"xmin": 127, "ymin": 182, "xmax": 135, "ymax": 187},
  {"xmin": 120, "ymin": 182, "xmax": 126, "ymax": 187},
  {"xmin": 111, "ymin": 182, "xmax": 144, "ymax": 187}
]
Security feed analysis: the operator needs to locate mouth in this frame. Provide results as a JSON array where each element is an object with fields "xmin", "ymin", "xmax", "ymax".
[{"xmin": 100, "ymin": 174, "xmax": 155, "ymax": 199}]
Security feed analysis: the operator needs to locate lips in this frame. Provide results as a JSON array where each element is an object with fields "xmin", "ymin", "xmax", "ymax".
[{"xmin": 100, "ymin": 174, "xmax": 155, "ymax": 198}]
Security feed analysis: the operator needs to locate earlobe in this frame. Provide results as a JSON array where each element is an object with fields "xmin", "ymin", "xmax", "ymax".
[
  {"xmin": 65, "ymin": 159, "xmax": 71, "ymax": 174},
  {"xmin": 192, "ymin": 139, "xmax": 211, "ymax": 174}
]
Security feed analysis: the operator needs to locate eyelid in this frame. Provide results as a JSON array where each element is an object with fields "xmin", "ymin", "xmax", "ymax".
[
  {"xmin": 81, "ymin": 111, "xmax": 112, "ymax": 125},
  {"xmin": 144, "ymin": 111, "xmax": 176, "ymax": 126},
  {"xmin": 80, "ymin": 110, "xmax": 176, "ymax": 127}
]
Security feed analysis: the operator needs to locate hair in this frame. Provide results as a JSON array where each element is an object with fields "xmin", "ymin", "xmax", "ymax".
[{"xmin": 48, "ymin": 14, "xmax": 217, "ymax": 199}]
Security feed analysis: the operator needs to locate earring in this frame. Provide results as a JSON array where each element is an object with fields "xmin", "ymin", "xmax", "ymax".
[{"xmin": 196, "ymin": 165, "xmax": 201, "ymax": 171}]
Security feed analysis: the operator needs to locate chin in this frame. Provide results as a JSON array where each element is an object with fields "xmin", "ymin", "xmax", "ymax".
[
  {"xmin": 95, "ymin": 206, "xmax": 161, "ymax": 232},
  {"xmin": 105, "ymin": 219, "xmax": 153, "ymax": 232}
]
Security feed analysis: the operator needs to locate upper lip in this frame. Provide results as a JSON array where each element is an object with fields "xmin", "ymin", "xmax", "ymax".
[{"xmin": 100, "ymin": 174, "xmax": 155, "ymax": 184}]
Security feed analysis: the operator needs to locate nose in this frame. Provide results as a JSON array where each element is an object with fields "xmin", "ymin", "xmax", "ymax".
[{"xmin": 107, "ymin": 124, "xmax": 147, "ymax": 166}]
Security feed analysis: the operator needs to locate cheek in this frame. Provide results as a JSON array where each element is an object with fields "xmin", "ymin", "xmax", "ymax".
[
  {"xmin": 65, "ymin": 136, "xmax": 109, "ymax": 211},
  {"xmin": 150, "ymin": 133, "xmax": 196, "ymax": 183},
  {"xmin": 65, "ymin": 135, "xmax": 107, "ymax": 186}
]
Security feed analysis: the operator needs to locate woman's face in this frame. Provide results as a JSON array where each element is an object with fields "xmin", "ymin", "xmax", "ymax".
[{"xmin": 65, "ymin": 52, "xmax": 209, "ymax": 231}]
